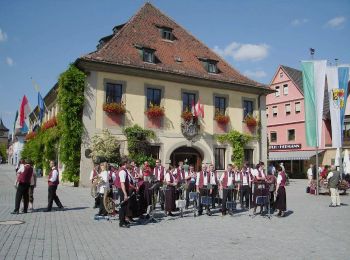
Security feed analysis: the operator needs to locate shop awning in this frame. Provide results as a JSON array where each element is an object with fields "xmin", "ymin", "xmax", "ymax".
[{"xmin": 268, "ymin": 150, "xmax": 324, "ymax": 161}]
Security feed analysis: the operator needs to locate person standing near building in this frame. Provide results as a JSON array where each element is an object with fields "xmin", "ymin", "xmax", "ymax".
[
  {"xmin": 28, "ymin": 168, "xmax": 37, "ymax": 211},
  {"xmin": 196, "ymin": 164, "xmax": 211, "ymax": 216},
  {"xmin": 11, "ymin": 159, "xmax": 33, "ymax": 214},
  {"xmin": 208, "ymin": 164, "xmax": 218, "ymax": 209},
  {"xmin": 219, "ymin": 164, "xmax": 234, "ymax": 216},
  {"xmin": 164, "ymin": 165, "xmax": 176, "ymax": 217},
  {"xmin": 307, "ymin": 164, "xmax": 313, "ymax": 185},
  {"xmin": 184, "ymin": 164, "xmax": 196, "ymax": 209},
  {"xmin": 45, "ymin": 160, "xmax": 64, "ymax": 212},
  {"xmin": 327, "ymin": 167, "xmax": 341, "ymax": 207},
  {"xmin": 252, "ymin": 162, "xmax": 266, "ymax": 215},
  {"xmin": 275, "ymin": 165, "xmax": 287, "ymax": 217},
  {"xmin": 118, "ymin": 159, "xmax": 131, "ymax": 228},
  {"xmin": 90, "ymin": 163, "xmax": 100, "ymax": 208},
  {"xmin": 153, "ymin": 159, "xmax": 165, "ymax": 210}
]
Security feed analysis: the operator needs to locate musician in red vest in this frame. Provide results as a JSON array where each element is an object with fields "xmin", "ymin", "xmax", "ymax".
[
  {"xmin": 240, "ymin": 165, "xmax": 252, "ymax": 209},
  {"xmin": 153, "ymin": 159, "xmax": 165, "ymax": 210},
  {"xmin": 184, "ymin": 164, "xmax": 196, "ymax": 209},
  {"xmin": 89, "ymin": 163, "xmax": 100, "ymax": 208},
  {"xmin": 118, "ymin": 158, "xmax": 131, "ymax": 228},
  {"xmin": 208, "ymin": 164, "xmax": 219, "ymax": 209},
  {"xmin": 275, "ymin": 165, "xmax": 287, "ymax": 217},
  {"xmin": 252, "ymin": 162, "xmax": 266, "ymax": 215},
  {"xmin": 11, "ymin": 159, "xmax": 33, "ymax": 214},
  {"xmin": 140, "ymin": 161, "xmax": 152, "ymax": 214},
  {"xmin": 196, "ymin": 163, "xmax": 212, "ymax": 216},
  {"xmin": 219, "ymin": 164, "xmax": 234, "ymax": 216},
  {"xmin": 44, "ymin": 160, "xmax": 63, "ymax": 212}
]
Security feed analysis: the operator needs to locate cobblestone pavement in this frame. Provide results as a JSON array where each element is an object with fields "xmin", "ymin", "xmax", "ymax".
[{"xmin": 0, "ymin": 164, "xmax": 349, "ymax": 260}]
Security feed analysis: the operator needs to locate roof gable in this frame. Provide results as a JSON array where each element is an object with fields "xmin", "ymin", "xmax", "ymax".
[{"xmin": 81, "ymin": 3, "xmax": 264, "ymax": 89}]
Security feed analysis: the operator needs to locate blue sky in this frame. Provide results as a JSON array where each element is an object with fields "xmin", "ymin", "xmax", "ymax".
[{"xmin": 0, "ymin": 0, "xmax": 349, "ymax": 131}]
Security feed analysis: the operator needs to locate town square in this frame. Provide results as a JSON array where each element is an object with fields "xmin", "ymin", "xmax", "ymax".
[{"xmin": 0, "ymin": 0, "xmax": 349, "ymax": 259}]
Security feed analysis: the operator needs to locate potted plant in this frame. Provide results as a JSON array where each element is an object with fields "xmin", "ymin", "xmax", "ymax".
[
  {"xmin": 244, "ymin": 114, "xmax": 258, "ymax": 127},
  {"xmin": 42, "ymin": 117, "xmax": 57, "ymax": 131},
  {"xmin": 103, "ymin": 102, "xmax": 126, "ymax": 114},
  {"xmin": 25, "ymin": 132, "xmax": 37, "ymax": 141},
  {"xmin": 145, "ymin": 103, "xmax": 165, "ymax": 118},
  {"xmin": 181, "ymin": 110, "xmax": 196, "ymax": 122},
  {"xmin": 214, "ymin": 112, "xmax": 230, "ymax": 125}
]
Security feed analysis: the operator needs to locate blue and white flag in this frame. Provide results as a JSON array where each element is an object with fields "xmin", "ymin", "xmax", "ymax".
[{"xmin": 38, "ymin": 92, "xmax": 45, "ymax": 122}]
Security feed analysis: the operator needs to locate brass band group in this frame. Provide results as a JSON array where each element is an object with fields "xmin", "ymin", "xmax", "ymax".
[{"xmin": 90, "ymin": 158, "xmax": 288, "ymax": 228}]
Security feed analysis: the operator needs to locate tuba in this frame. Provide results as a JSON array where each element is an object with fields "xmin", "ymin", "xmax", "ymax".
[{"xmin": 90, "ymin": 176, "xmax": 105, "ymax": 199}]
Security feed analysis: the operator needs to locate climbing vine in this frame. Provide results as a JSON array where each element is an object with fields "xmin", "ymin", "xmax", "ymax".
[
  {"xmin": 57, "ymin": 64, "xmax": 86, "ymax": 184},
  {"xmin": 124, "ymin": 124, "xmax": 156, "ymax": 167},
  {"xmin": 216, "ymin": 130, "xmax": 255, "ymax": 168}
]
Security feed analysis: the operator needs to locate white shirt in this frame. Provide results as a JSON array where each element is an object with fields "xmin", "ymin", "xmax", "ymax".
[
  {"xmin": 219, "ymin": 171, "xmax": 234, "ymax": 186},
  {"xmin": 165, "ymin": 172, "xmax": 172, "ymax": 183},
  {"xmin": 307, "ymin": 168, "xmax": 313, "ymax": 178},
  {"xmin": 209, "ymin": 171, "xmax": 217, "ymax": 185},
  {"xmin": 327, "ymin": 171, "xmax": 334, "ymax": 180},
  {"xmin": 277, "ymin": 174, "xmax": 283, "ymax": 185},
  {"xmin": 98, "ymin": 170, "xmax": 109, "ymax": 194},
  {"xmin": 234, "ymin": 172, "xmax": 241, "ymax": 182},
  {"xmin": 196, "ymin": 172, "xmax": 209, "ymax": 186},
  {"xmin": 185, "ymin": 171, "xmax": 196, "ymax": 182},
  {"xmin": 242, "ymin": 172, "xmax": 250, "ymax": 186},
  {"xmin": 17, "ymin": 164, "xmax": 24, "ymax": 174},
  {"xmin": 49, "ymin": 168, "xmax": 59, "ymax": 182},
  {"xmin": 119, "ymin": 169, "xmax": 127, "ymax": 183},
  {"xmin": 252, "ymin": 169, "xmax": 266, "ymax": 178}
]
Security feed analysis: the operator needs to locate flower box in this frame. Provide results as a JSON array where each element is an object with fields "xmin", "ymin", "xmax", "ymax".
[
  {"xmin": 42, "ymin": 117, "xmax": 57, "ymax": 131},
  {"xmin": 214, "ymin": 113, "xmax": 230, "ymax": 125},
  {"xmin": 145, "ymin": 105, "xmax": 165, "ymax": 119},
  {"xmin": 103, "ymin": 102, "xmax": 126, "ymax": 114},
  {"xmin": 181, "ymin": 110, "xmax": 196, "ymax": 122},
  {"xmin": 244, "ymin": 114, "xmax": 258, "ymax": 127},
  {"xmin": 25, "ymin": 132, "xmax": 37, "ymax": 141}
]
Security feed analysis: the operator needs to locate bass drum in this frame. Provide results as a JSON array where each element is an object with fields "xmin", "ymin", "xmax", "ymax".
[{"xmin": 103, "ymin": 189, "xmax": 116, "ymax": 214}]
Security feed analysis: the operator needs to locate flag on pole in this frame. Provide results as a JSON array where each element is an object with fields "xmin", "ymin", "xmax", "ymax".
[
  {"xmin": 13, "ymin": 110, "xmax": 18, "ymax": 132},
  {"xmin": 38, "ymin": 92, "xmax": 45, "ymax": 122},
  {"xmin": 192, "ymin": 99, "xmax": 204, "ymax": 118},
  {"xmin": 327, "ymin": 66, "xmax": 341, "ymax": 148},
  {"xmin": 338, "ymin": 66, "xmax": 349, "ymax": 143},
  {"xmin": 19, "ymin": 95, "xmax": 31, "ymax": 128},
  {"xmin": 301, "ymin": 60, "xmax": 327, "ymax": 147}
]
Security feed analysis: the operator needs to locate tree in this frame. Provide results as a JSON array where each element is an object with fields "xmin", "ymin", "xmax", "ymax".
[{"xmin": 90, "ymin": 129, "xmax": 121, "ymax": 164}]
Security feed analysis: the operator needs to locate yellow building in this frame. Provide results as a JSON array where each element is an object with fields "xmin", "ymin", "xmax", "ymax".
[{"xmin": 74, "ymin": 3, "xmax": 271, "ymax": 186}]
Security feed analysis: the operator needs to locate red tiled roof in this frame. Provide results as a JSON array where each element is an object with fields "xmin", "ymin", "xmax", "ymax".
[{"xmin": 81, "ymin": 3, "xmax": 265, "ymax": 88}]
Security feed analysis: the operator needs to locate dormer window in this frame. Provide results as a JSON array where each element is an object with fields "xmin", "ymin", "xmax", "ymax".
[
  {"xmin": 199, "ymin": 57, "xmax": 218, "ymax": 74},
  {"xmin": 158, "ymin": 26, "xmax": 174, "ymax": 41},
  {"xmin": 143, "ymin": 48, "xmax": 155, "ymax": 63},
  {"xmin": 208, "ymin": 61, "xmax": 218, "ymax": 73}
]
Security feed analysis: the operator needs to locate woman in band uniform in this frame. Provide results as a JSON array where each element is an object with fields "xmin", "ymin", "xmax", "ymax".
[
  {"xmin": 164, "ymin": 165, "xmax": 176, "ymax": 216},
  {"xmin": 275, "ymin": 165, "xmax": 287, "ymax": 217}
]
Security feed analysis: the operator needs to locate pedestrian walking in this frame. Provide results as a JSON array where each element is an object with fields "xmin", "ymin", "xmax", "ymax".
[
  {"xmin": 11, "ymin": 159, "xmax": 33, "ymax": 214},
  {"xmin": 44, "ymin": 160, "xmax": 64, "ymax": 212},
  {"xmin": 327, "ymin": 166, "xmax": 341, "ymax": 207}
]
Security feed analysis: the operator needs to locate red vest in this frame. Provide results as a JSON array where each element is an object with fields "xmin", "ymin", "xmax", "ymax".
[
  {"xmin": 197, "ymin": 171, "xmax": 210, "ymax": 189},
  {"xmin": 167, "ymin": 171, "xmax": 175, "ymax": 186},
  {"xmin": 17, "ymin": 164, "xmax": 33, "ymax": 184},
  {"xmin": 48, "ymin": 167, "xmax": 59, "ymax": 186},
  {"xmin": 279, "ymin": 171, "xmax": 287, "ymax": 187},
  {"xmin": 154, "ymin": 166, "xmax": 165, "ymax": 182},
  {"xmin": 221, "ymin": 171, "xmax": 233, "ymax": 188},
  {"xmin": 116, "ymin": 168, "xmax": 130, "ymax": 191},
  {"xmin": 176, "ymin": 167, "xmax": 185, "ymax": 180},
  {"xmin": 91, "ymin": 169, "xmax": 98, "ymax": 183}
]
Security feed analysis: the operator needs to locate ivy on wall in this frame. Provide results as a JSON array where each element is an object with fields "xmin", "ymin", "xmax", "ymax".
[
  {"xmin": 0, "ymin": 144, "xmax": 7, "ymax": 162},
  {"xmin": 124, "ymin": 124, "xmax": 156, "ymax": 167},
  {"xmin": 21, "ymin": 126, "xmax": 60, "ymax": 172},
  {"xmin": 57, "ymin": 64, "xmax": 86, "ymax": 184},
  {"xmin": 216, "ymin": 130, "xmax": 254, "ymax": 168}
]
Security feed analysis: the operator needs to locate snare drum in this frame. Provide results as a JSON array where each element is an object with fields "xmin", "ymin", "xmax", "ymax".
[{"xmin": 189, "ymin": 192, "xmax": 198, "ymax": 201}]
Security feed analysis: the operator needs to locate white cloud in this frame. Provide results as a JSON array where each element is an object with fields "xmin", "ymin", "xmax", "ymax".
[
  {"xmin": 6, "ymin": 57, "xmax": 14, "ymax": 66},
  {"xmin": 0, "ymin": 28, "xmax": 7, "ymax": 42},
  {"xmin": 291, "ymin": 18, "xmax": 309, "ymax": 26},
  {"xmin": 326, "ymin": 16, "xmax": 346, "ymax": 28},
  {"xmin": 213, "ymin": 42, "xmax": 269, "ymax": 62},
  {"xmin": 244, "ymin": 70, "xmax": 267, "ymax": 78}
]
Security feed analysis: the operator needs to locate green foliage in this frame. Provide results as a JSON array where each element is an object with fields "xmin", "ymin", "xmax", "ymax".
[
  {"xmin": 90, "ymin": 129, "xmax": 121, "ymax": 164},
  {"xmin": 0, "ymin": 143, "xmax": 8, "ymax": 162},
  {"xmin": 216, "ymin": 130, "xmax": 254, "ymax": 168},
  {"xmin": 57, "ymin": 64, "xmax": 86, "ymax": 183},
  {"xmin": 21, "ymin": 127, "xmax": 60, "ymax": 171},
  {"xmin": 124, "ymin": 125, "xmax": 156, "ymax": 167}
]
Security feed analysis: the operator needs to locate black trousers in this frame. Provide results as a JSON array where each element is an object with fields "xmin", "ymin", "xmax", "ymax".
[
  {"xmin": 118, "ymin": 188, "xmax": 128, "ymax": 224},
  {"xmin": 211, "ymin": 185, "xmax": 218, "ymax": 208},
  {"xmin": 240, "ymin": 185, "xmax": 250, "ymax": 208},
  {"xmin": 15, "ymin": 183, "xmax": 30, "ymax": 212},
  {"xmin": 198, "ymin": 188, "xmax": 210, "ymax": 214},
  {"xmin": 98, "ymin": 194, "xmax": 108, "ymax": 216},
  {"xmin": 154, "ymin": 182, "xmax": 165, "ymax": 207},
  {"xmin": 47, "ymin": 185, "xmax": 63, "ymax": 210},
  {"xmin": 185, "ymin": 182, "xmax": 195, "ymax": 207},
  {"xmin": 222, "ymin": 189, "xmax": 233, "ymax": 214}
]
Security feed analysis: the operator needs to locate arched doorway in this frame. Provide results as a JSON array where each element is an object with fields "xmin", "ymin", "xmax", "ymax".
[{"xmin": 170, "ymin": 146, "xmax": 203, "ymax": 171}]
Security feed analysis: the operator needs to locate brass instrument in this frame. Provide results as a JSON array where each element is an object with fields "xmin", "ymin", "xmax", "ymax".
[{"xmin": 90, "ymin": 176, "xmax": 105, "ymax": 199}]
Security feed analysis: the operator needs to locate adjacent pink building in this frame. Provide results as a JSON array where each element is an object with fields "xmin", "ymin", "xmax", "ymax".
[{"xmin": 266, "ymin": 65, "xmax": 332, "ymax": 177}]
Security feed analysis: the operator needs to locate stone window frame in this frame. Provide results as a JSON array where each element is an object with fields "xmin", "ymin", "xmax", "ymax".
[
  {"xmin": 213, "ymin": 93, "xmax": 229, "ymax": 116},
  {"xmin": 241, "ymin": 97, "xmax": 256, "ymax": 120},
  {"xmin": 181, "ymin": 89, "xmax": 199, "ymax": 112},
  {"xmin": 103, "ymin": 79, "xmax": 126, "ymax": 104}
]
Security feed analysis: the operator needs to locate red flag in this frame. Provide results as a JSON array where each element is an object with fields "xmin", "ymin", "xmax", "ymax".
[
  {"xmin": 191, "ymin": 99, "xmax": 197, "ymax": 116},
  {"xmin": 195, "ymin": 99, "xmax": 204, "ymax": 118},
  {"xmin": 19, "ymin": 95, "xmax": 31, "ymax": 127}
]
